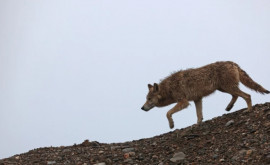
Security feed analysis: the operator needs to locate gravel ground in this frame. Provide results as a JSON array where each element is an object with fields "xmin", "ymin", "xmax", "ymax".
[{"xmin": 1, "ymin": 102, "xmax": 270, "ymax": 165}]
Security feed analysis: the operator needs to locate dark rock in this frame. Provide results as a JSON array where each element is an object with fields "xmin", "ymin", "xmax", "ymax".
[{"xmin": 212, "ymin": 154, "xmax": 218, "ymax": 159}]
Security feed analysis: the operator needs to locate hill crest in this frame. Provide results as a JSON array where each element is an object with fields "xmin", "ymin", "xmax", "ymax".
[{"xmin": 1, "ymin": 102, "xmax": 270, "ymax": 164}]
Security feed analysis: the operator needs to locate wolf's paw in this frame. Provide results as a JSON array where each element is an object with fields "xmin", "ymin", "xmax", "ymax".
[
  {"xmin": 169, "ymin": 122, "xmax": 174, "ymax": 129},
  {"xmin": 225, "ymin": 104, "xmax": 233, "ymax": 111},
  {"xmin": 244, "ymin": 108, "xmax": 252, "ymax": 113},
  {"xmin": 197, "ymin": 121, "xmax": 202, "ymax": 125},
  {"xmin": 197, "ymin": 118, "xmax": 203, "ymax": 125}
]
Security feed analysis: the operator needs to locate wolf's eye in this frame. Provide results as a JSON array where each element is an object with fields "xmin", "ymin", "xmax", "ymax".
[{"xmin": 148, "ymin": 98, "xmax": 151, "ymax": 101}]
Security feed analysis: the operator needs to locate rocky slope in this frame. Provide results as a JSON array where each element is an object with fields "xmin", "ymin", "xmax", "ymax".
[{"xmin": 1, "ymin": 102, "xmax": 270, "ymax": 165}]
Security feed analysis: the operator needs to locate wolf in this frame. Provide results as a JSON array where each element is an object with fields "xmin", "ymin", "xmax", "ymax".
[{"xmin": 141, "ymin": 61, "xmax": 269, "ymax": 129}]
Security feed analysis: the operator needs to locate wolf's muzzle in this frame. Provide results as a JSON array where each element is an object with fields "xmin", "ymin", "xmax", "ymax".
[
  {"xmin": 141, "ymin": 106, "xmax": 148, "ymax": 111},
  {"xmin": 141, "ymin": 106, "xmax": 151, "ymax": 111}
]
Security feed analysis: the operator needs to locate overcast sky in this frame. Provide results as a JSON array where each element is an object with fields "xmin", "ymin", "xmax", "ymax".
[{"xmin": 0, "ymin": 0, "xmax": 270, "ymax": 159}]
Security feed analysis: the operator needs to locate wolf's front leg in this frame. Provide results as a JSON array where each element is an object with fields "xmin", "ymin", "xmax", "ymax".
[
  {"xmin": 166, "ymin": 99, "xmax": 189, "ymax": 129},
  {"xmin": 166, "ymin": 112, "xmax": 174, "ymax": 129},
  {"xmin": 194, "ymin": 98, "xmax": 203, "ymax": 124}
]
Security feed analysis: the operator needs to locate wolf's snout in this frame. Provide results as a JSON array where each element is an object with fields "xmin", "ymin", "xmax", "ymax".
[{"xmin": 141, "ymin": 106, "xmax": 149, "ymax": 111}]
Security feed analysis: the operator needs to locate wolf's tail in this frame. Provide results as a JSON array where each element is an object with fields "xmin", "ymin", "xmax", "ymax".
[{"xmin": 238, "ymin": 66, "xmax": 270, "ymax": 94}]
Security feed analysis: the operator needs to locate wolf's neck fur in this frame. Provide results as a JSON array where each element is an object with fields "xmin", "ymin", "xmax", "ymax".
[{"xmin": 156, "ymin": 83, "xmax": 176, "ymax": 107}]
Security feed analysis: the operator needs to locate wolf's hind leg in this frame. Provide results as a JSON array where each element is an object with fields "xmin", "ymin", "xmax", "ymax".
[
  {"xmin": 166, "ymin": 99, "xmax": 189, "ymax": 129},
  {"xmin": 194, "ymin": 98, "xmax": 203, "ymax": 124},
  {"xmin": 218, "ymin": 89, "xmax": 239, "ymax": 111},
  {"xmin": 222, "ymin": 87, "xmax": 252, "ymax": 111},
  {"xmin": 225, "ymin": 95, "xmax": 238, "ymax": 111},
  {"xmin": 234, "ymin": 90, "xmax": 252, "ymax": 111}
]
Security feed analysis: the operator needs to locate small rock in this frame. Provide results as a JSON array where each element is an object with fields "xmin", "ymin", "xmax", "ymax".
[
  {"xmin": 124, "ymin": 151, "xmax": 135, "ymax": 159},
  {"xmin": 219, "ymin": 158, "xmax": 225, "ymax": 162},
  {"xmin": 266, "ymin": 154, "xmax": 270, "ymax": 161},
  {"xmin": 93, "ymin": 163, "xmax": 106, "ymax": 165},
  {"xmin": 266, "ymin": 113, "xmax": 270, "ymax": 120},
  {"xmin": 77, "ymin": 161, "xmax": 83, "ymax": 165},
  {"xmin": 112, "ymin": 158, "xmax": 119, "ymax": 161},
  {"xmin": 138, "ymin": 155, "xmax": 144, "ymax": 160},
  {"xmin": 129, "ymin": 152, "xmax": 136, "ymax": 156},
  {"xmin": 246, "ymin": 149, "xmax": 253, "ymax": 156},
  {"xmin": 124, "ymin": 158, "xmax": 133, "ymax": 163},
  {"xmin": 203, "ymin": 131, "xmax": 209, "ymax": 135},
  {"xmin": 81, "ymin": 140, "xmax": 91, "ymax": 146},
  {"xmin": 170, "ymin": 152, "xmax": 186, "ymax": 163},
  {"xmin": 151, "ymin": 142, "xmax": 157, "ymax": 146},
  {"xmin": 212, "ymin": 154, "xmax": 218, "ymax": 159},
  {"xmin": 248, "ymin": 129, "xmax": 256, "ymax": 134},
  {"xmin": 91, "ymin": 141, "xmax": 100, "ymax": 147},
  {"xmin": 106, "ymin": 158, "xmax": 112, "ymax": 163},
  {"xmin": 47, "ymin": 161, "xmax": 56, "ymax": 165},
  {"xmin": 239, "ymin": 149, "xmax": 247, "ymax": 156},
  {"xmin": 81, "ymin": 140, "xmax": 100, "ymax": 147},
  {"xmin": 122, "ymin": 148, "xmax": 135, "ymax": 153},
  {"xmin": 124, "ymin": 153, "xmax": 129, "ymax": 159},
  {"xmin": 152, "ymin": 155, "xmax": 158, "ymax": 159},
  {"xmin": 98, "ymin": 151, "xmax": 104, "ymax": 154},
  {"xmin": 225, "ymin": 120, "xmax": 234, "ymax": 126},
  {"xmin": 62, "ymin": 149, "xmax": 71, "ymax": 153},
  {"xmin": 110, "ymin": 146, "xmax": 120, "ymax": 150},
  {"xmin": 232, "ymin": 155, "xmax": 239, "ymax": 161}
]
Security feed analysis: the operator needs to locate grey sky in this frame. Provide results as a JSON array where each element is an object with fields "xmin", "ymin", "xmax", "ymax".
[{"xmin": 0, "ymin": 0, "xmax": 269, "ymax": 159}]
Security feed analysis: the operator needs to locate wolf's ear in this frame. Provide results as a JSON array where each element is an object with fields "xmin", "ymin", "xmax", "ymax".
[
  {"xmin": 148, "ymin": 84, "xmax": 153, "ymax": 90},
  {"xmin": 153, "ymin": 83, "xmax": 159, "ymax": 92}
]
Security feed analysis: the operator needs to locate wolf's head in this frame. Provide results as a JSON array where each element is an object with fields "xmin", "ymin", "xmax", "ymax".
[{"xmin": 141, "ymin": 83, "xmax": 162, "ymax": 111}]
